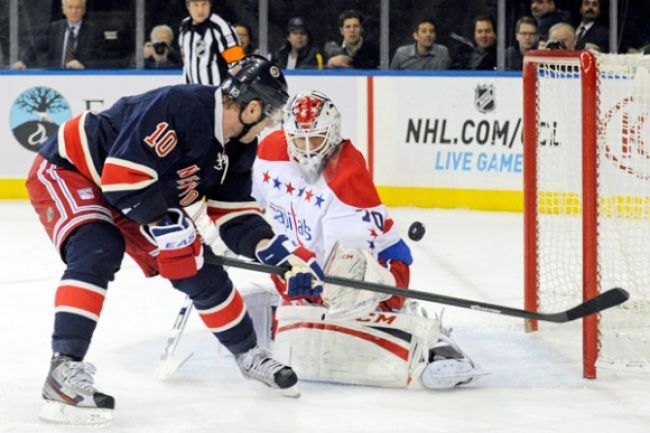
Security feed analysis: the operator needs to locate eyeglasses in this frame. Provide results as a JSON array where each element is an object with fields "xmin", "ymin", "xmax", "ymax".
[{"xmin": 518, "ymin": 32, "xmax": 539, "ymax": 37}]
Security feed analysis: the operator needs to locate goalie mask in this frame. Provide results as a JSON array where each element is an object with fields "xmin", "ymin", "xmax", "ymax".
[{"xmin": 284, "ymin": 90, "xmax": 342, "ymax": 182}]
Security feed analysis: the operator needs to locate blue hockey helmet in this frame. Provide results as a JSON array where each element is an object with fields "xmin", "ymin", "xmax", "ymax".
[{"xmin": 222, "ymin": 55, "xmax": 289, "ymax": 120}]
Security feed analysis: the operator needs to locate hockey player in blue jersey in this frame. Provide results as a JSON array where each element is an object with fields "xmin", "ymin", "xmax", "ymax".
[{"xmin": 25, "ymin": 56, "xmax": 325, "ymax": 425}]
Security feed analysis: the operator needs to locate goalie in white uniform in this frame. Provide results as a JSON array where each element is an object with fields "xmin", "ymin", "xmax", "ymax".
[{"xmin": 244, "ymin": 90, "xmax": 483, "ymax": 389}]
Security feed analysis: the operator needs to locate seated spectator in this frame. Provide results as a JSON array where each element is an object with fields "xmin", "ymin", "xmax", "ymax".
[
  {"xmin": 575, "ymin": 0, "xmax": 609, "ymax": 52},
  {"xmin": 455, "ymin": 15, "xmax": 496, "ymax": 70},
  {"xmin": 505, "ymin": 16, "xmax": 539, "ymax": 70},
  {"xmin": 546, "ymin": 22, "xmax": 577, "ymax": 50},
  {"xmin": 12, "ymin": 0, "xmax": 104, "ymax": 69},
  {"xmin": 142, "ymin": 24, "xmax": 182, "ymax": 69},
  {"xmin": 272, "ymin": 17, "xmax": 323, "ymax": 70},
  {"xmin": 530, "ymin": 0, "xmax": 571, "ymax": 41},
  {"xmin": 390, "ymin": 17, "xmax": 451, "ymax": 70},
  {"xmin": 234, "ymin": 22, "xmax": 258, "ymax": 55},
  {"xmin": 325, "ymin": 9, "xmax": 379, "ymax": 69}
]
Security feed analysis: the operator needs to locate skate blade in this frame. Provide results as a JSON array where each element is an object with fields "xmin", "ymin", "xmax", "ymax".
[
  {"xmin": 277, "ymin": 383, "xmax": 301, "ymax": 398},
  {"xmin": 242, "ymin": 374, "xmax": 302, "ymax": 398},
  {"xmin": 39, "ymin": 400, "xmax": 113, "ymax": 426},
  {"xmin": 154, "ymin": 352, "xmax": 194, "ymax": 381}
]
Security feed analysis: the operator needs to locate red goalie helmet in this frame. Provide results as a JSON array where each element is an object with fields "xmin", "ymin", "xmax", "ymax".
[{"xmin": 284, "ymin": 90, "xmax": 342, "ymax": 181}]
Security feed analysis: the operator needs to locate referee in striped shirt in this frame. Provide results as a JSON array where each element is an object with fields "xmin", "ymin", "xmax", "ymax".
[{"xmin": 179, "ymin": 0, "xmax": 245, "ymax": 85}]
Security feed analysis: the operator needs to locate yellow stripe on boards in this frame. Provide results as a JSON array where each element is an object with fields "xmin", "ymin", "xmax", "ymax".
[{"xmin": 376, "ymin": 186, "xmax": 523, "ymax": 212}]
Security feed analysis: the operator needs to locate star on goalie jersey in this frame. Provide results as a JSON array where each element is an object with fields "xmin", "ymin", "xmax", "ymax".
[
  {"xmin": 252, "ymin": 130, "xmax": 412, "ymax": 267},
  {"xmin": 37, "ymin": 85, "xmax": 266, "ymax": 242}
]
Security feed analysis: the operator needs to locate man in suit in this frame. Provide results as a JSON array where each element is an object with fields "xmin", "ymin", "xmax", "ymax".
[
  {"xmin": 575, "ymin": 0, "xmax": 609, "ymax": 52},
  {"xmin": 13, "ymin": 0, "xmax": 105, "ymax": 69}
]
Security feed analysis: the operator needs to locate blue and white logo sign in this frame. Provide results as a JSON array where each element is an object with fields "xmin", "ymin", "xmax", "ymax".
[{"xmin": 10, "ymin": 86, "xmax": 72, "ymax": 152}]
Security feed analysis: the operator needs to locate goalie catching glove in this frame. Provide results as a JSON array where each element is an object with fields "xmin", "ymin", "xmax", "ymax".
[
  {"xmin": 255, "ymin": 234, "xmax": 325, "ymax": 299},
  {"xmin": 149, "ymin": 208, "xmax": 204, "ymax": 280}
]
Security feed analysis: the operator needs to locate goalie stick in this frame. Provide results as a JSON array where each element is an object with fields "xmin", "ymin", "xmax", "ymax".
[{"xmin": 204, "ymin": 252, "xmax": 629, "ymax": 323}]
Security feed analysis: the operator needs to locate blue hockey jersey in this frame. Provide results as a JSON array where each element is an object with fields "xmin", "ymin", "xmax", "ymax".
[{"xmin": 38, "ymin": 84, "xmax": 274, "ymax": 258}]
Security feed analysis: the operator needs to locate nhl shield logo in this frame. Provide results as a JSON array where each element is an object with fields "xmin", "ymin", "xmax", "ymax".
[
  {"xmin": 195, "ymin": 40, "xmax": 208, "ymax": 58},
  {"xmin": 474, "ymin": 84, "xmax": 495, "ymax": 113}
]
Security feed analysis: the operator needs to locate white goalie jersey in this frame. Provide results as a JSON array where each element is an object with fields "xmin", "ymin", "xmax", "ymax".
[{"xmin": 252, "ymin": 130, "xmax": 412, "ymax": 270}]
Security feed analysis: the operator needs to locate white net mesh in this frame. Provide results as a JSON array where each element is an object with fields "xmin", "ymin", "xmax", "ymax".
[
  {"xmin": 595, "ymin": 54, "xmax": 650, "ymax": 371},
  {"xmin": 534, "ymin": 53, "xmax": 650, "ymax": 373}
]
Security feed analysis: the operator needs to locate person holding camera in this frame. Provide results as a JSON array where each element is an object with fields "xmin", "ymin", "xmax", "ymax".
[
  {"xmin": 544, "ymin": 22, "xmax": 577, "ymax": 50},
  {"xmin": 142, "ymin": 24, "xmax": 182, "ymax": 69}
]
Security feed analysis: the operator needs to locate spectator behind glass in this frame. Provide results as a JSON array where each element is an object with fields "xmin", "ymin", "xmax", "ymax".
[
  {"xmin": 530, "ymin": 0, "xmax": 571, "ymax": 41},
  {"xmin": 234, "ymin": 22, "xmax": 258, "ymax": 55},
  {"xmin": 12, "ymin": 0, "xmax": 104, "ymax": 69},
  {"xmin": 505, "ymin": 16, "xmax": 539, "ymax": 70},
  {"xmin": 390, "ymin": 17, "xmax": 451, "ymax": 70},
  {"xmin": 546, "ymin": 22, "xmax": 577, "ymax": 50},
  {"xmin": 325, "ymin": 9, "xmax": 379, "ymax": 69},
  {"xmin": 575, "ymin": 0, "xmax": 609, "ymax": 52},
  {"xmin": 178, "ymin": 0, "xmax": 244, "ymax": 85},
  {"xmin": 455, "ymin": 15, "xmax": 497, "ymax": 70},
  {"xmin": 142, "ymin": 25, "xmax": 182, "ymax": 69},
  {"xmin": 272, "ymin": 17, "xmax": 323, "ymax": 70}
]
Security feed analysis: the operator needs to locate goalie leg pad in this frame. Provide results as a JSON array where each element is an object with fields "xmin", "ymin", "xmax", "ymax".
[
  {"xmin": 273, "ymin": 306, "xmax": 441, "ymax": 388},
  {"xmin": 238, "ymin": 284, "xmax": 278, "ymax": 350}
]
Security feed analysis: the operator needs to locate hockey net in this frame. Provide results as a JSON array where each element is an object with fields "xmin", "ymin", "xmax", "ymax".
[{"xmin": 523, "ymin": 50, "xmax": 650, "ymax": 378}]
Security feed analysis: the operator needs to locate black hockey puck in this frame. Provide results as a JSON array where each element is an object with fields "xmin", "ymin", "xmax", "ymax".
[{"xmin": 408, "ymin": 221, "xmax": 426, "ymax": 241}]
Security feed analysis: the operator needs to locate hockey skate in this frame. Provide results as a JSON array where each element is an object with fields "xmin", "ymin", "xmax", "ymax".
[
  {"xmin": 39, "ymin": 355, "xmax": 114, "ymax": 425},
  {"xmin": 235, "ymin": 346, "xmax": 300, "ymax": 398},
  {"xmin": 421, "ymin": 334, "xmax": 486, "ymax": 389}
]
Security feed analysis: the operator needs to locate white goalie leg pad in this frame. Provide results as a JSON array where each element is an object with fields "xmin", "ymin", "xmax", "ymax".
[
  {"xmin": 322, "ymin": 247, "xmax": 393, "ymax": 319},
  {"xmin": 237, "ymin": 283, "xmax": 278, "ymax": 350},
  {"xmin": 273, "ymin": 305, "xmax": 441, "ymax": 388},
  {"xmin": 39, "ymin": 401, "xmax": 113, "ymax": 426}
]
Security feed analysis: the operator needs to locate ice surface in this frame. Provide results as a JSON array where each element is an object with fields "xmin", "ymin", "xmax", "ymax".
[{"xmin": 1, "ymin": 202, "xmax": 648, "ymax": 433}]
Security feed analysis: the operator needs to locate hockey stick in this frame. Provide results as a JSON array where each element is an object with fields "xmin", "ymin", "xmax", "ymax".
[
  {"xmin": 153, "ymin": 295, "xmax": 194, "ymax": 380},
  {"xmin": 204, "ymin": 253, "xmax": 629, "ymax": 323}
]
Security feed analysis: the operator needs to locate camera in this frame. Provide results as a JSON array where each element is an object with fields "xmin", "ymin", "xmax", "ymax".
[{"xmin": 152, "ymin": 41, "xmax": 168, "ymax": 55}]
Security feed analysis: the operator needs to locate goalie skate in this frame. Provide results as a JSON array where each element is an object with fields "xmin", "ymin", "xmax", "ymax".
[
  {"xmin": 235, "ymin": 346, "xmax": 300, "ymax": 398},
  {"xmin": 39, "ymin": 355, "xmax": 114, "ymax": 426},
  {"xmin": 421, "ymin": 335, "xmax": 486, "ymax": 389}
]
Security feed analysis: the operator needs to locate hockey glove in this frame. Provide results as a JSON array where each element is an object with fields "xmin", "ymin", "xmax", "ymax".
[
  {"xmin": 255, "ymin": 234, "xmax": 325, "ymax": 299},
  {"xmin": 150, "ymin": 208, "xmax": 204, "ymax": 280}
]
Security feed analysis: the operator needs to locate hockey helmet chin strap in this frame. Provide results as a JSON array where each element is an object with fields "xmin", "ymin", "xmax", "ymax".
[{"xmin": 233, "ymin": 100, "xmax": 281, "ymax": 141}]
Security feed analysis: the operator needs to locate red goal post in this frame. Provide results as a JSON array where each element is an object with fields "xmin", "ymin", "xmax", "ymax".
[{"xmin": 523, "ymin": 50, "xmax": 650, "ymax": 378}]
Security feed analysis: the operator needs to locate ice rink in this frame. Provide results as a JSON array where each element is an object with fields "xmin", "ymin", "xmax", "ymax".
[{"xmin": 1, "ymin": 201, "xmax": 648, "ymax": 433}]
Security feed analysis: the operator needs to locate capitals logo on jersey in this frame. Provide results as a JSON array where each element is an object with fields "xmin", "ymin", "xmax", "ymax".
[{"xmin": 269, "ymin": 202, "xmax": 313, "ymax": 241}]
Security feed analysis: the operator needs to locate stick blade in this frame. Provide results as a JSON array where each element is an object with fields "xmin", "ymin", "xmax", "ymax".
[
  {"xmin": 564, "ymin": 287, "xmax": 630, "ymax": 321},
  {"xmin": 153, "ymin": 352, "xmax": 194, "ymax": 381}
]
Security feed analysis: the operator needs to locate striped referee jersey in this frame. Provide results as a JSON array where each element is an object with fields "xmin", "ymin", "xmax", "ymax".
[{"xmin": 178, "ymin": 13, "xmax": 245, "ymax": 85}]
